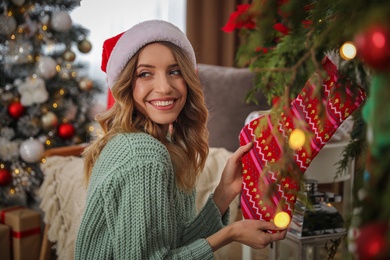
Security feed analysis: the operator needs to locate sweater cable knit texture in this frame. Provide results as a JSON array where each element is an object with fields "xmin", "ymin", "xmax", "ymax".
[{"xmin": 74, "ymin": 132, "xmax": 229, "ymax": 259}]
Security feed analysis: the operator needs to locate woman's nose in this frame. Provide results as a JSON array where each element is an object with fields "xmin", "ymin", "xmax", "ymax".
[{"xmin": 155, "ymin": 74, "xmax": 173, "ymax": 93}]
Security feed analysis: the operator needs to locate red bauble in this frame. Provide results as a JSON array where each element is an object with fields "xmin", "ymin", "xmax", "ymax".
[
  {"xmin": 57, "ymin": 123, "xmax": 75, "ymax": 140},
  {"xmin": 8, "ymin": 101, "xmax": 25, "ymax": 118},
  {"xmin": 355, "ymin": 24, "xmax": 390, "ymax": 70},
  {"xmin": 356, "ymin": 221, "xmax": 389, "ymax": 259},
  {"xmin": 0, "ymin": 168, "xmax": 12, "ymax": 186}
]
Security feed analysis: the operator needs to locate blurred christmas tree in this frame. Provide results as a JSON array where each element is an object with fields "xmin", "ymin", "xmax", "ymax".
[
  {"xmin": 224, "ymin": 0, "xmax": 390, "ymax": 259},
  {"xmin": 0, "ymin": 0, "xmax": 103, "ymax": 207}
]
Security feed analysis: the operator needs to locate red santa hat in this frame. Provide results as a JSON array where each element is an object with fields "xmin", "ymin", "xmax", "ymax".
[{"xmin": 101, "ymin": 20, "xmax": 196, "ymax": 89}]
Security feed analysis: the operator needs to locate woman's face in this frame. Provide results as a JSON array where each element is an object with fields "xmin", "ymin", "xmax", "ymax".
[{"xmin": 133, "ymin": 43, "xmax": 187, "ymax": 130}]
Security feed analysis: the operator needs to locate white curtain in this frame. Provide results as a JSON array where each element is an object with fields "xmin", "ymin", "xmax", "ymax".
[{"xmin": 70, "ymin": 0, "xmax": 187, "ymax": 104}]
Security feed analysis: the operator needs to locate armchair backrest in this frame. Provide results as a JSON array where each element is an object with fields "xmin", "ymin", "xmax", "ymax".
[{"xmin": 197, "ymin": 64, "xmax": 270, "ymax": 152}]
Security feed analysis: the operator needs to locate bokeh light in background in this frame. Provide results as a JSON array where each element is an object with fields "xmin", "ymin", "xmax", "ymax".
[
  {"xmin": 340, "ymin": 41, "xmax": 357, "ymax": 60},
  {"xmin": 288, "ymin": 128, "xmax": 306, "ymax": 150},
  {"xmin": 70, "ymin": 0, "xmax": 187, "ymax": 105}
]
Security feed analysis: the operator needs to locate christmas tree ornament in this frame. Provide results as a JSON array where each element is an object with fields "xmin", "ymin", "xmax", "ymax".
[
  {"xmin": 36, "ymin": 56, "xmax": 57, "ymax": 79},
  {"xmin": 0, "ymin": 127, "xmax": 15, "ymax": 140},
  {"xmin": 239, "ymin": 57, "xmax": 366, "ymax": 225},
  {"xmin": 7, "ymin": 100, "xmax": 25, "ymax": 118},
  {"xmin": 0, "ymin": 167, "xmax": 12, "ymax": 186},
  {"xmin": 40, "ymin": 14, "xmax": 50, "ymax": 26},
  {"xmin": 79, "ymin": 78, "xmax": 93, "ymax": 91},
  {"xmin": 63, "ymin": 49, "xmax": 76, "ymax": 62},
  {"xmin": 77, "ymin": 39, "xmax": 92, "ymax": 53},
  {"xmin": 11, "ymin": 0, "xmax": 26, "ymax": 7},
  {"xmin": 19, "ymin": 138, "xmax": 44, "ymax": 163},
  {"xmin": 57, "ymin": 122, "xmax": 75, "ymax": 140},
  {"xmin": 41, "ymin": 111, "xmax": 58, "ymax": 130},
  {"xmin": 17, "ymin": 77, "xmax": 49, "ymax": 106},
  {"xmin": 50, "ymin": 11, "xmax": 72, "ymax": 32},
  {"xmin": 354, "ymin": 24, "xmax": 390, "ymax": 70},
  {"xmin": 356, "ymin": 221, "xmax": 389, "ymax": 259},
  {"xmin": 17, "ymin": 116, "xmax": 40, "ymax": 137},
  {"xmin": 0, "ymin": 13, "xmax": 17, "ymax": 35},
  {"xmin": 0, "ymin": 138, "xmax": 19, "ymax": 162}
]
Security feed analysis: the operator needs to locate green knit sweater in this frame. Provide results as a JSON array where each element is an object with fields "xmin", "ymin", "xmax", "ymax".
[{"xmin": 74, "ymin": 132, "xmax": 229, "ymax": 259}]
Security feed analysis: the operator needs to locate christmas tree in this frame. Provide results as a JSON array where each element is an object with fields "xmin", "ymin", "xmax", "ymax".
[
  {"xmin": 0, "ymin": 0, "xmax": 103, "ymax": 207},
  {"xmin": 224, "ymin": 0, "xmax": 390, "ymax": 259}
]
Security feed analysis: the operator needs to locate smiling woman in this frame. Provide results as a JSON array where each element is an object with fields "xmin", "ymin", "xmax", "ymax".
[{"xmin": 72, "ymin": 19, "xmax": 286, "ymax": 260}]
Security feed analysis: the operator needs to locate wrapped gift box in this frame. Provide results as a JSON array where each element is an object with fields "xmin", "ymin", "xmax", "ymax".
[
  {"xmin": 0, "ymin": 223, "xmax": 11, "ymax": 260},
  {"xmin": 0, "ymin": 206, "xmax": 41, "ymax": 260}
]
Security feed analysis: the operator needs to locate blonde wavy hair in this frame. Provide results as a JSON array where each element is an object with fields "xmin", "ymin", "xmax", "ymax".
[{"xmin": 83, "ymin": 41, "xmax": 209, "ymax": 192}]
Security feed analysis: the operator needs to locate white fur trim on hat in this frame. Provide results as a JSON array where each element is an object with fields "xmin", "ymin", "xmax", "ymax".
[{"xmin": 106, "ymin": 20, "xmax": 196, "ymax": 88}]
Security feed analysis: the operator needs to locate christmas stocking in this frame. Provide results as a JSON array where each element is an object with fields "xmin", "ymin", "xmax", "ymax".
[{"xmin": 239, "ymin": 56, "xmax": 366, "ymax": 226}]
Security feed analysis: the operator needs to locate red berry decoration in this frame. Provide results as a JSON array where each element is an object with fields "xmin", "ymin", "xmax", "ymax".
[
  {"xmin": 356, "ymin": 221, "xmax": 389, "ymax": 259},
  {"xmin": 0, "ymin": 168, "xmax": 12, "ymax": 186},
  {"xmin": 354, "ymin": 24, "xmax": 390, "ymax": 71},
  {"xmin": 8, "ymin": 101, "xmax": 25, "ymax": 118},
  {"xmin": 57, "ymin": 123, "xmax": 76, "ymax": 140}
]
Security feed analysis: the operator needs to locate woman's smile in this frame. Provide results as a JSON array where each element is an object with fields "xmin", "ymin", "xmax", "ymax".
[{"xmin": 148, "ymin": 98, "xmax": 176, "ymax": 110}]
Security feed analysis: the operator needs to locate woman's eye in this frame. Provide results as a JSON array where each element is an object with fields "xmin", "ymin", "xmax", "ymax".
[
  {"xmin": 137, "ymin": 72, "xmax": 151, "ymax": 78},
  {"xmin": 169, "ymin": 69, "xmax": 181, "ymax": 76}
]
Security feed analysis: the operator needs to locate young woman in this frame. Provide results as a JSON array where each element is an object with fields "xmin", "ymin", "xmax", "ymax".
[{"xmin": 75, "ymin": 20, "xmax": 286, "ymax": 259}]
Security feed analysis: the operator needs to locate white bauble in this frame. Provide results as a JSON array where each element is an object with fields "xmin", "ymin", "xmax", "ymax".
[
  {"xmin": 36, "ymin": 57, "xmax": 57, "ymax": 79},
  {"xmin": 50, "ymin": 11, "xmax": 72, "ymax": 32},
  {"xmin": 41, "ymin": 111, "xmax": 58, "ymax": 130},
  {"xmin": 79, "ymin": 78, "xmax": 93, "ymax": 91},
  {"xmin": 40, "ymin": 14, "xmax": 50, "ymax": 26},
  {"xmin": 19, "ymin": 139, "xmax": 45, "ymax": 163}
]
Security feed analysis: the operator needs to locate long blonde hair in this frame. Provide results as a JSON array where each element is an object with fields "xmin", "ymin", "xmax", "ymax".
[{"xmin": 83, "ymin": 42, "xmax": 209, "ymax": 192}]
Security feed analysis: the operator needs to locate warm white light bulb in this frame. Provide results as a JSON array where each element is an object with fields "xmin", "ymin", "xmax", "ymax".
[
  {"xmin": 274, "ymin": 211, "xmax": 290, "ymax": 228},
  {"xmin": 288, "ymin": 129, "xmax": 306, "ymax": 150},
  {"xmin": 340, "ymin": 42, "xmax": 357, "ymax": 60}
]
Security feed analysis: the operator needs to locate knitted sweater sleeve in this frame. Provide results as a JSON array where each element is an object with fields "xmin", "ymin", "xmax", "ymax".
[
  {"xmin": 179, "ymin": 194, "xmax": 231, "ymax": 245},
  {"xmin": 74, "ymin": 133, "xmax": 217, "ymax": 260}
]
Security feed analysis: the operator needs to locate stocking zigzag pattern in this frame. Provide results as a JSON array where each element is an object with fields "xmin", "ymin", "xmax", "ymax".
[{"xmin": 239, "ymin": 57, "xmax": 366, "ymax": 224}]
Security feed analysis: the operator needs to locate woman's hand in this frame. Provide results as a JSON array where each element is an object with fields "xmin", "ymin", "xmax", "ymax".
[
  {"xmin": 213, "ymin": 142, "xmax": 252, "ymax": 215},
  {"xmin": 206, "ymin": 218, "xmax": 287, "ymax": 251},
  {"xmin": 231, "ymin": 219, "xmax": 287, "ymax": 249}
]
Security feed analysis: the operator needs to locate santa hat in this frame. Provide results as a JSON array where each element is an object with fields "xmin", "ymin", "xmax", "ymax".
[{"xmin": 101, "ymin": 20, "xmax": 196, "ymax": 89}]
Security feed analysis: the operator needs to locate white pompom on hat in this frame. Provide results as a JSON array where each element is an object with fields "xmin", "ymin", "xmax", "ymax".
[{"xmin": 101, "ymin": 20, "xmax": 196, "ymax": 88}]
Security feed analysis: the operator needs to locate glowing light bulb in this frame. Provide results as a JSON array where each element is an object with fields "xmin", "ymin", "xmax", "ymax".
[
  {"xmin": 340, "ymin": 41, "xmax": 357, "ymax": 60},
  {"xmin": 274, "ymin": 211, "xmax": 290, "ymax": 228},
  {"xmin": 288, "ymin": 129, "xmax": 305, "ymax": 150}
]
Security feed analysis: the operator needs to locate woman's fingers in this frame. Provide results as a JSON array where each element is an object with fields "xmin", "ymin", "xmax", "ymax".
[
  {"xmin": 229, "ymin": 141, "xmax": 253, "ymax": 163},
  {"xmin": 233, "ymin": 219, "xmax": 287, "ymax": 249}
]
